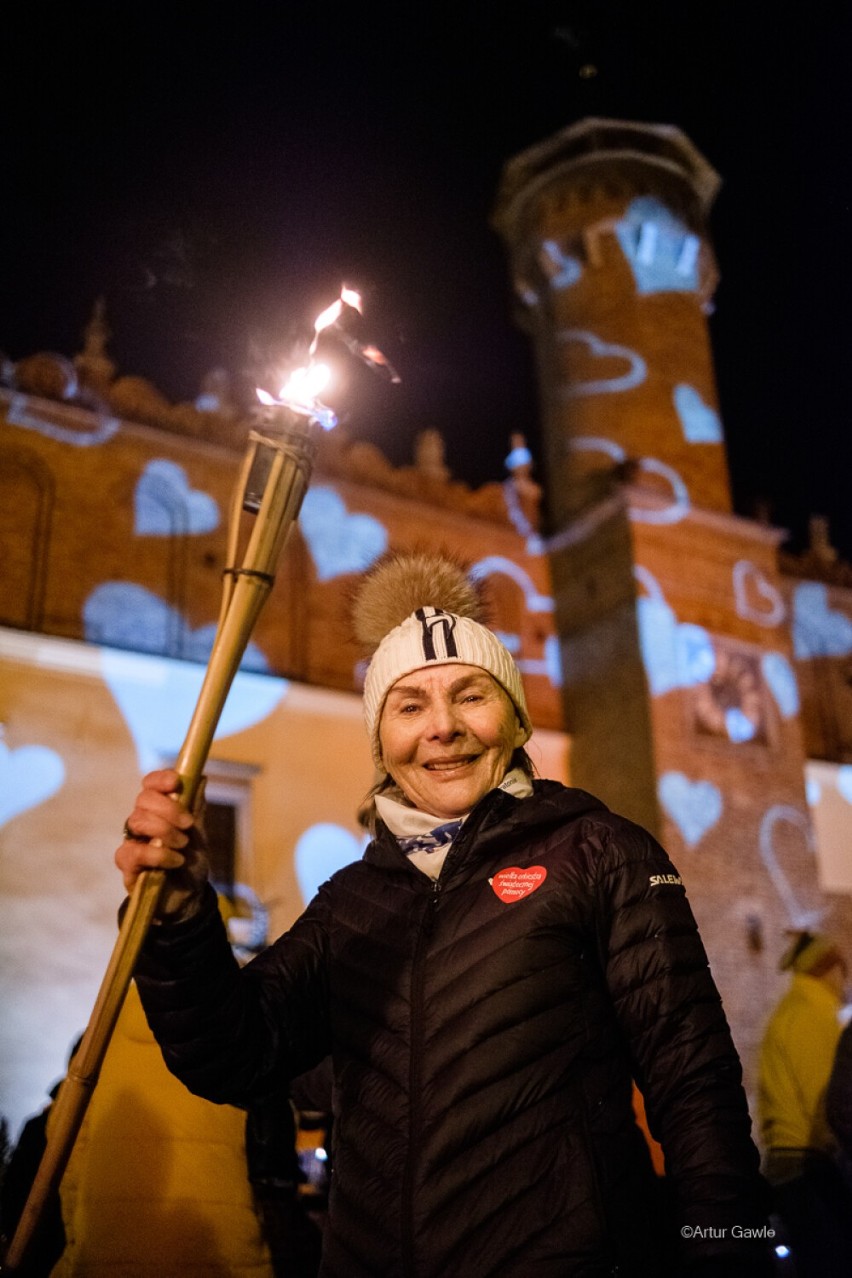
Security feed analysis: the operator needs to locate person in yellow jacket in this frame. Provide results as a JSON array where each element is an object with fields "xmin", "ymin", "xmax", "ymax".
[
  {"xmin": 48, "ymin": 979, "xmax": 277, "ymax": 1277},
  {"xmin": 48, "ymin": 881, "xmax": 314, "ymax": 1278},
  {"xmin": 758, "ymin": 930, "xmax": 852, "ymax": 1277}
]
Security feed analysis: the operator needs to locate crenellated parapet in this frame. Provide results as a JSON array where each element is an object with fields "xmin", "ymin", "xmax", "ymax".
[
  {"xmin": 1, "ymin": 336, "xmax": 540, "ymax": 532},
  {"xmin": 495, "ymin": 117, "xmax": 720, "ymax": 314}
]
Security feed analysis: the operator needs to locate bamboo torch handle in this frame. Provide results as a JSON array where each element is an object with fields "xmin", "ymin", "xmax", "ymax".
[{"xmin": 3, "ymin": 421, "xmax": 315, "ymax": 1274}]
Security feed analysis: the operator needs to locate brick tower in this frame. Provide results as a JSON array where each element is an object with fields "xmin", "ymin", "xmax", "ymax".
[
  {"xmin": 495, "ymin": 117, "xmax": 730, "ymax": 527},
  {"xmin": 494, "ymin": 119, "xmax": 823, "ymax": 1078}
]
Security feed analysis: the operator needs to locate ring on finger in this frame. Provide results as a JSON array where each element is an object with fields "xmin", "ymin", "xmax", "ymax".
[{"xmin": 122, "ymin": 820, "xmax": 150, "ymax": 844}]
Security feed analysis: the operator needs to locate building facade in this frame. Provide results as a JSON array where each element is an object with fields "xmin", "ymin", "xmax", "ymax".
[{"xmin": 1, "ymin": 118, "xmax": 850, "ymax": 1146}]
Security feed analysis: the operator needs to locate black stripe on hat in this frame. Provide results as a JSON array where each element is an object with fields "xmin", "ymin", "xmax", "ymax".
[{"xmin": 415, "ymin": 608, "xmax": 458, "ymax": 661}]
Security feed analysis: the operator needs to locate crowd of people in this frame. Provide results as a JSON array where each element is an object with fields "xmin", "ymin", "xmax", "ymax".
[{"xmin": 1, "ymin": 552, "xmax": 850, "ymax": 1276}]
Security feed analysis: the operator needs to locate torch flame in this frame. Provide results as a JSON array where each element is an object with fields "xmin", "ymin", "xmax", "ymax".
[
  {"xmin": 311, "ymin": 286, "xmax": 363, "ymax": 349},
  {"xmin": 278, "ymin": 362, "xmax": 332, "ymax": 403},
  {"xmin": 340, "ymin": 285, "xmax": 362, "ymax": 311},
  {"xmin": 312, "ymin": 298, "xmax": 344, "ymax": 338},
  {"xmin": 256, "ymin": 285, "xmax": 396, "ymax": 430}
]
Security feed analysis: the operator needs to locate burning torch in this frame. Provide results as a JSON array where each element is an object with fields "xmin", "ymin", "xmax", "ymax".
[{"xmin": 3, "ymin": 288, "xmax": 398, "ymax": 1273}]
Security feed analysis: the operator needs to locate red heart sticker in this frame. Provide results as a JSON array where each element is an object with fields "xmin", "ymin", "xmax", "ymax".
[{"xmin": 490, "ymin": 865, "xmax": 547, "ymax": 904}]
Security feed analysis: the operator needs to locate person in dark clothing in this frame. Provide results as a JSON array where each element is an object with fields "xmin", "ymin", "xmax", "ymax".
[
  {"xmin": 1, "ymin": 1084, "xmax": 66, "ymax": 1277},
  {"xmin": 827, "ymin": 1017, "xmax": 852, "ymax": 1188},
  {"xmin": 0, "ymin": 1035, "xmax": 84, "ymax": 1278},
  {"xmin": 116, "ymin": 553, "xmax": 772, "ymax": 1277},
  {"xmin": 246, "ymin": 1089, "xmax": 324, "ymax": 1278}
]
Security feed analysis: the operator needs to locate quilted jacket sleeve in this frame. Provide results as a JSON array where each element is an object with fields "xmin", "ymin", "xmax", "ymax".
[
  {"xmin": 589, "ymin": 815, "xmax": 772, "ymax": 1273},
  {"xmin": 134, "ymin": 882, "xmax": 333, "ymax": 1108}
]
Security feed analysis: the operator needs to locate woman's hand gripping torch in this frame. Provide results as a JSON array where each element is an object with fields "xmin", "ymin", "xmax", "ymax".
[{"xmin": 2, "ymin": 288, "xmax": 397, "ymax": 1273}]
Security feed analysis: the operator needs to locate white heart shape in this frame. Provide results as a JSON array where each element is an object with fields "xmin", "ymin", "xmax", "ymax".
[
  {"xmin": 0, "ymin": 741, "xmax": 65, "ymax": 827},
  {"xmin": 81, "ymin": 582, "xmax": 286, "ymax": 770},
  {"xmin": 631, "ymin": 457, "xmax": 691, "ymax": 524},
  {"xmin": 759, "ymin": 805, "xmax": 824, "ymax": 928},
  {"xmin": 733, "ymin": 561, "xmax": 786, "ymax": 627},
  {"xmin": 569, "ymin": 437, "xmax": 690, "ymax": 524},
  {"xmin": 837, "ymin": 767, "xmax": 852, "ymax": 805},
  {"xmin": 84, "ymin": 583, "xmax": 268, "ymax": 670},
  {"xmin": 637, "ymin": 595, "xmax": 680, "ymax": 695},
  {"xmin": 793, "ymin": 582, "xmax": 852, "ymax": 657},
  {"xmin": 725, "ymin": 708, "xmax": 757, "ymax": 743},
  {"xmin": 635, "ymin": 573, "xmax": 714, "ymax": 697},
  {"xmin": 294, "ymin": 823, "xmax": 368, "ymax": 907},
  {"xmin": 469, "ymin": 556, "xmax": 554, "ymax": 615},
  {"xmin": 558, "ymin": 330, "xmax": 647, "ymax": 398},
  {"xmin": 762, "ymin": 652, "xmax": 800, "ymax": 719},
  {"xmin": 100, "ymin": 646, "xmax": 287, "ymax": 772},
  {"xmin": 134, "ymin": 459, "xmax": 220, "ymax": 536},
  {"xmin": 674, "ymin": 384, "xmax": 723, "ymax": 443},
  {"xmin": 300, "ymin": 487, "xmax": 388, "ymax": 582},
  {"xmin": 675, "ymin": 623, "xmax": 716, "ymax": 687},
  {"xmin": 658, "ymin": 771, "xmax": 723, "ymax": 849}
]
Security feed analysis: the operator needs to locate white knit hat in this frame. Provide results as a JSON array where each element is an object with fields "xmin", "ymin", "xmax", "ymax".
[
  {"xmin": 362, "ymin": 605, "xmax": 532, "ymax": 768},
  {"xmin": 354, "ymin": 553, "xmax": 534, "ymax": 769}
]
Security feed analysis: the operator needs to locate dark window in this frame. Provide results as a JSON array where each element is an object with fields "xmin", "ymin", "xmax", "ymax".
[{"xmin": 204, "ymin": 800, "xmax": 237, "ymax": 890}]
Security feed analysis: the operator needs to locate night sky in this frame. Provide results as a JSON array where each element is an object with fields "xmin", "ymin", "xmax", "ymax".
[{"xmin": 2, "ymin": 2, "xmax": 849, "ymax": 558}]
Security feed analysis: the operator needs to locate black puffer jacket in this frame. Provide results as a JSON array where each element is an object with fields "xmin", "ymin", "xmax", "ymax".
[{"xmin": 135, "ymin": 782, "xmax": 770, "ymax": 1277}]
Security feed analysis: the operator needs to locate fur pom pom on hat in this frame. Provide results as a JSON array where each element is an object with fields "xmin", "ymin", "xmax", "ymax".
[{"xmin": 354, "ymin": 552, "xmax": 533, "ymax": 769}]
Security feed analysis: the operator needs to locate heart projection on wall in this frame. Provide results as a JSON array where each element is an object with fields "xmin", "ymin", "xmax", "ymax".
[
  {"xmin": 84, "ymin": 583, "xmax": 269, "ymax": 671},
  {"xmin": 674, "ymin": 384, "xmax": 723, "ymax": 443},
  {"xmin": 294, "ymin": 823, "xmax": 369, "ymax": 907},
  {"xmin": 658, "ymin": 771, "xmax": 723, "ymax": 849},
  {"xmin": 732, "ymin": 561, "xmax": 786, "ymax": 628},
  {"xmin": 558, "ymin": 329, "xmax": 647, "ymax": 399},
  {"xmin": 793, "ymin": 582, "xmax": 852, "ymax": 658},
  {"xmin": 134, "ymin": 459, "xmax": 220, "ymax": 536},
  {"xmin": 759, "ymin": 805, "xmax": 824, "ymax": 928},
  {"xmin": 299, "ymin": 486, "xmax": 388, "ymax": 582},
  {"xmin": 99, "ymin": 645, "xmax": 288, "ymax": 772},
  {"xmin": 0, "ymin": 739, "xmax": 65, "ymax": 827}
]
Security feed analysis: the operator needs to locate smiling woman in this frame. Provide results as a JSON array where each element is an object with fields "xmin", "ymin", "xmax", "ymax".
[
  {"xmin": 354, "ymin": 550, "xmax": 534, "ymax": 815},
  {"xmin": 118, "ymin": 551, "xmax": 773, "ymax": 1277},
  {"xmin": 379, "ymin": 665, "xmax": 526, "ymax": 818}
]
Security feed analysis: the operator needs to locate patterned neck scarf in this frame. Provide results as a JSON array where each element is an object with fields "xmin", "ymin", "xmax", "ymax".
[
  {"xmin": 375, "ymin": 767, "xmax": 533, "ymax": 880},
  {"xmin": 395, "ymin": 819, "xmax": 465, "ymax": 856}
]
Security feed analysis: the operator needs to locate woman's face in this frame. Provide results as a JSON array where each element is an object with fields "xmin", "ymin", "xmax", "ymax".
[{"xmin": 378, "ymin": 663, "xmax": 525, "ymax": 819}]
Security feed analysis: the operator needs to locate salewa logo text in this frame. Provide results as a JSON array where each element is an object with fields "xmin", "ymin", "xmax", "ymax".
[{"xmin": 649, "ymin": 873, "xmax": 683, "ymax": 887}]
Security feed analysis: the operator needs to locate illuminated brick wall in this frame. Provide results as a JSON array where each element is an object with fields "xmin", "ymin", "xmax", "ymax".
[
  {"xmin": 494, "ymin": 118, "xmax": 852, "ymax": 1115},
  {"xmin": 0, "ymin": 387, "xmax": 568, "ymax": 1136}
]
